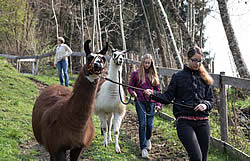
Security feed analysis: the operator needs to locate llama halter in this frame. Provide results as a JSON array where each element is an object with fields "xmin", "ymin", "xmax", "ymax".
[{"xmin": 88, "ymin": 55, "xmax": 105, "ymax": 75}]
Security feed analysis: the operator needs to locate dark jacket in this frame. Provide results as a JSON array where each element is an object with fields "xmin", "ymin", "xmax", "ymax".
[{"xmin": 151, "ymin": 65, "xmax": 214, "ymax": 118}]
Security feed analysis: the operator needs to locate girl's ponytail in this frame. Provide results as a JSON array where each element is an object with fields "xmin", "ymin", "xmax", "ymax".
[{"xmin": 199, "ymin": 64, "xmax": 214, "ymax": 85}]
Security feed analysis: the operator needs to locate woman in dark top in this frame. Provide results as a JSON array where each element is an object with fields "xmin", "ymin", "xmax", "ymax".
[{"xmin": 144, "ymin": 46, "xmax": 214, "ymax": 161}]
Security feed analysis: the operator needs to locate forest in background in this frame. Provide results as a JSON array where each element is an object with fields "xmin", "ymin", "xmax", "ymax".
[{"xmin": 0, "ymin": 0, "xmax": 249, "ymax": 78}]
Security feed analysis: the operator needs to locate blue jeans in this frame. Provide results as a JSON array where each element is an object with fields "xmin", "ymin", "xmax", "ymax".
[
  {"xmin": 176, "ymin": 119, "xmax": 210, "ymax": 161},
  {"xmin": 135, "ymin": 101, "xmax": 155, "ymax": 150},
  {"xmin": 56, "ymin": 59, "xmax": 69, "ymax": 86}
]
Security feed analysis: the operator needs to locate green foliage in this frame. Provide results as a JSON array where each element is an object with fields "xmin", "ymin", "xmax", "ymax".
[{"xmin": 0, "ymin": 58, "xmax": 38, "ymax": 159}]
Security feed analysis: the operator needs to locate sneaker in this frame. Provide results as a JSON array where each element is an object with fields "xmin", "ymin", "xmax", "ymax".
[
  {"xmin": 141, "ymin": 148, "xmax": 149, "ymax": 158},
  {"xmin": 146, "ymin": 139, "xmax": 152, "ymax": 151}
]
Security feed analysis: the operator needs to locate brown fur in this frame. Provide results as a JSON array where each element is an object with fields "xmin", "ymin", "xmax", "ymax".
[
  {"xmin": 32, "ymin": 65, "xmax": 97, "ymax": 157},
  {"xmin": 199, "ymin": 64, "xmax": 214, "ymax": 85}
]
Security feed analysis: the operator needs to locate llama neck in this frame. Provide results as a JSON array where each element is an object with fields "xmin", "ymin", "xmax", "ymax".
[
  {"xmin": 66, "ymin": 66, "xmax": 98, "ymax": 127},
  {"xmin": 108, "ymin": 61, "xmax": 122, "ymax": 82}
]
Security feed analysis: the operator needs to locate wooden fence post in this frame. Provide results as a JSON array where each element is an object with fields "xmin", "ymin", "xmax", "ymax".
[
  {"xmin": 35, "ymin": 59, "xmax": 39, "ymax": 75},
  {"xmin": 219, "ymin": 71, "xmax": 228, "ymax": 142}
]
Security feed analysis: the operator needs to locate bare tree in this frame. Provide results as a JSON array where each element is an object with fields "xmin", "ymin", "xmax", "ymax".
[
  {"xmin": 92, "ymin": 0, "xmax": 97, "ymax": 50},
  {"xmin": 155, "ymin": 0, "xmax": 183, "ymax": 69},
  {"xmin": 119, "ymin": 0, "xmax": 126, "ymax": 50},
  {"xmin": 51, "ymin": 0, "xmax": 58, "ymax": 38},
  {"xmin": 167, "ymin": 0, "xmax": 195, "ymax": 49},
  {"xmin": 140, "ymin": 0, "xmax": 155, "ymax": 54},
  {"xmin": 217, "ymin": 0, "xmax": 250, "ymax": 78}
]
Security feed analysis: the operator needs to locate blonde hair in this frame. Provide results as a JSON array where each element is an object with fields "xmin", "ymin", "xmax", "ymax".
[{"xmin": 139, "ymin": 54, "xmax": 160, "ymax": 86}]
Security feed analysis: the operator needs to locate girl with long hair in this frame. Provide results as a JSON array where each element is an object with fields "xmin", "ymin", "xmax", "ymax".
[{"xmin": 128, "ymin": 53, "xmax": 161, "ymax": 159}]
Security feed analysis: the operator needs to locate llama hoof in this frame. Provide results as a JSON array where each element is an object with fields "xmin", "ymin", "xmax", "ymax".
[
  {"xmin": 115, "ymin": 146, "xmax": 121, "ymax": 153},
  {"xmin": 108, "ymin": 139, "xmax": 113, "ymax": 143},
  {"xmin": 104, "ymin": 141, "xmax": 108, "ymax": 147}
]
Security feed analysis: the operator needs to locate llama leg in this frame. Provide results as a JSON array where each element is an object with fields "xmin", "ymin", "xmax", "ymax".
[
  {"xmin": 107, "ymin": 113, "xmax": 114, "ymax": 143},
  {"xmin": 54, "ymin": 149, "xmax": 67, "ymax": 161},
  {"xmin": 99, "ymin": 115, "xmax": 108, "ymax": 147},
  {"xmin": 113, "ymin": 112, "xmax": 124, "ymax": 153},
  {"xmin": 70, "ymin": 147, "xmax": 83, "ymax": 161}
]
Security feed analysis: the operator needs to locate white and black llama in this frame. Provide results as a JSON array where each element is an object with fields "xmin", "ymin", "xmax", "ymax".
[{"xmin": 95, "ymin": 49, "xmax": 127, "ymax": 153}]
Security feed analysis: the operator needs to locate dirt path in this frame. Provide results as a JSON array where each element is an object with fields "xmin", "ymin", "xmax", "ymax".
[{"xmin": 21, "ymin": 79, "xmax": 186, "ymax": 161}]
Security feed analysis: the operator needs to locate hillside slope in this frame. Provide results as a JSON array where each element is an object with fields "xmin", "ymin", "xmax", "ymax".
[{"xmin": 0, "ymin": 58, "xmax": 38, "ymax": 160}]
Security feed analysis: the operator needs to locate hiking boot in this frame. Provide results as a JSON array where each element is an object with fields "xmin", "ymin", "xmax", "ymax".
[
  {"xmin": 141, "ymin": 148, "xmax": 149, "ymax": 158},
  {"xmin": 146, "ymin": 139, "xmax": 152, "ymax": 151}
]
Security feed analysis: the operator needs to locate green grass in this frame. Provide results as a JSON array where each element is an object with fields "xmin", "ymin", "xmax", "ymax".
[
  {"xmin": 0, "ymin": 58, "xmax": 38, "ymax": 160},
  {"xmin": 0, "ymin": 58, "xmax": 248, "ymax": 160}
]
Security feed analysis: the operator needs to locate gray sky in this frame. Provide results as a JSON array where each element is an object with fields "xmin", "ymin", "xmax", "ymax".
[{"xmin": 204, "ymin": 0, "xmax": 250, "ymax": 77}]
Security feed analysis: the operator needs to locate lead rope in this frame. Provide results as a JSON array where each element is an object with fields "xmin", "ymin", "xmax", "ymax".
[
  {"xmin": 118, "ymin": 71, "xmax": 132, "ymax": 105},
  {"xmin": 118, "ymin": 71, "xmax": 156, "ymax": 116},
  {"xmin": 98, "ymin": 75, "xmax": 194, "ymax": 109}
]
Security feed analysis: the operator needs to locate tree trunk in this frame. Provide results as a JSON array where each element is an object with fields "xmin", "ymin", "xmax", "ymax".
[
  {"xmin": 155, "ymin": 0, "xmax": 183, "ymax": 69},
  {"xmin": 92, "ymin": 0, "xmax": 96, "ymax": 50},
  {"xmin": 217, "ymin": 0, "xmax": 250, "ymax": 78},
  {"xmin": 80, "ymin": 0, "xmax": 85, "ymax": 65},
  {"xmin": 167, "ymin": 0, "xmax": 195, "ymax": 49},
  {"xmin": 96, "ymin": 0, "xmax": 102, "ymax": 50},
  {"xmin": 199, "ymin": 0, "xmax": 205, "ymax": 48},
  {"xmin": 140, "ymin": 0, "xmax": 155, "ymax": 54},
  {"xmin": 119, "ymin": 0, "xmax": 126, "ymax": 50},
  {"xmin": 51, "ymin": 0, "xmax": 58, "ymax": 38},
  {"xmin": 149, "ymin": 0, "xmax": 168, "ymax": 67}
]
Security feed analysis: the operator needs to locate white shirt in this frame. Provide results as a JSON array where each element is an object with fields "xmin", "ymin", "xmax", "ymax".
[{"xmin": 54, "ymin": 44, "xmax": 72, "ymax": 64}]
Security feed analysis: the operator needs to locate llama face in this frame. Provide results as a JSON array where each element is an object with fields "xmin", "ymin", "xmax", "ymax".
[
  {"xmin": 87, "ymin": 53, "xmax": 106, "ymax": 74},
  {"xmin": 112, "ymin": 49, "xmax": 127, "ymax": 65},
  {"xmin": 84, "ymin": 40, "xmax": 108, "ymax": 75}
]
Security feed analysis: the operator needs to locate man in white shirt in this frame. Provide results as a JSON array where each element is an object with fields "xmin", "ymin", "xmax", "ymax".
[{"xmin": 54, "ymin": 37, "xmax": 72, "ymax": 87}]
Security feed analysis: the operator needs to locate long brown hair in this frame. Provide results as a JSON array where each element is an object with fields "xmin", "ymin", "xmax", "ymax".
[
  {"xmin": 139, "ymin": 54, "xmax": 160, "ymax": 86},
  {"xmin": 187, "ymin": 46, "xmax": 214, "ymax": 85}
]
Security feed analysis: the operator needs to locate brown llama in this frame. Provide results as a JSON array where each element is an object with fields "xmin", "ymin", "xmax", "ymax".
[{"xmin": 32, "ymin": 40, "xmax": 108, "ymax": 161}]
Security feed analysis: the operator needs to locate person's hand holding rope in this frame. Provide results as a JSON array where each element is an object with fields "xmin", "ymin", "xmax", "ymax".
[
  {"xmin": 144, "ymin": 89, "xmax": 162, "ymax": 112},
  {"xmin": 131, "ymin": 91, "xmax": 137, "ymax": 98},
  {"xmin": 194, "ymin": 104, "xmax": 207, "ymax": 112},
  {"xmin": 155, "ymin": 106, "xmax": 162, "ymax": 111},
  {"xmin": 144, "ymin": 89, "xmax": 153, "ymax": 97}
]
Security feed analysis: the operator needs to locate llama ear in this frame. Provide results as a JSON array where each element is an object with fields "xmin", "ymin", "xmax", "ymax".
[
  {"xmin": 121, "ymin": 49, "xmax": 128, "ymax": 53},
  {"xmin": 99, "ymin": 42, "xmax": 108, "ymax": 55},
  {"xmin": 84, "ymin": 40, "xmax": 91, "ymax": 56}
]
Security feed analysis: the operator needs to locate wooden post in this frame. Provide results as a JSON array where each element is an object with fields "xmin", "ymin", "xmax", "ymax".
[
  {"xmin": 32, "ymin": 61, "xmax": 35, "ymax": 75},
  {"xmin": 70, "ymin": 56, "xmax": 72, "ymax": 76},
  {"xmin": 16, "ymin": 59, "xmax": 19, "ymax": 70},
  {"xmin": 219, "ymin": 72, "xmax": 228, "ymax": 142},
  {"xmin": 35, "ymin": 59, "xmax": 39, "ymax": 75}
]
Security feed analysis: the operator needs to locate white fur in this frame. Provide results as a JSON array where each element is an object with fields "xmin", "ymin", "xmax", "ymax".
[{"xmin": 95, "ymin": 51, "xmax": 126, "ymax": 153}]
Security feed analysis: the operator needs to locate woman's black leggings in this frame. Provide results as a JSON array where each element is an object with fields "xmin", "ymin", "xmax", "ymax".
[{"xmin": 176, "ymin": 119, "xmax": 210, "ymax": 161}]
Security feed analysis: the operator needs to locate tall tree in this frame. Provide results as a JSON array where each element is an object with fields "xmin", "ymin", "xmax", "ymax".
[
  {"xmin": 119, "ymin": 0, "xmax": 126, "ymax": 50},
  {"xmin": 217, "ymin": 0, "xmax": 250, "ymax": 78},
  {"xmin": 167, "ymin": 0, "xmax": 195, "ymax": 49},
  {"xmin": 92, "ymin": 0, "xmax": 97, "ymax": 50},
  {"xmin": 155, "ymin": 0, "xmax": 183, "ymax": 69},
  {"xmin": 51, "ymin": 0, "xmax": 58, "ymax": 38}
]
